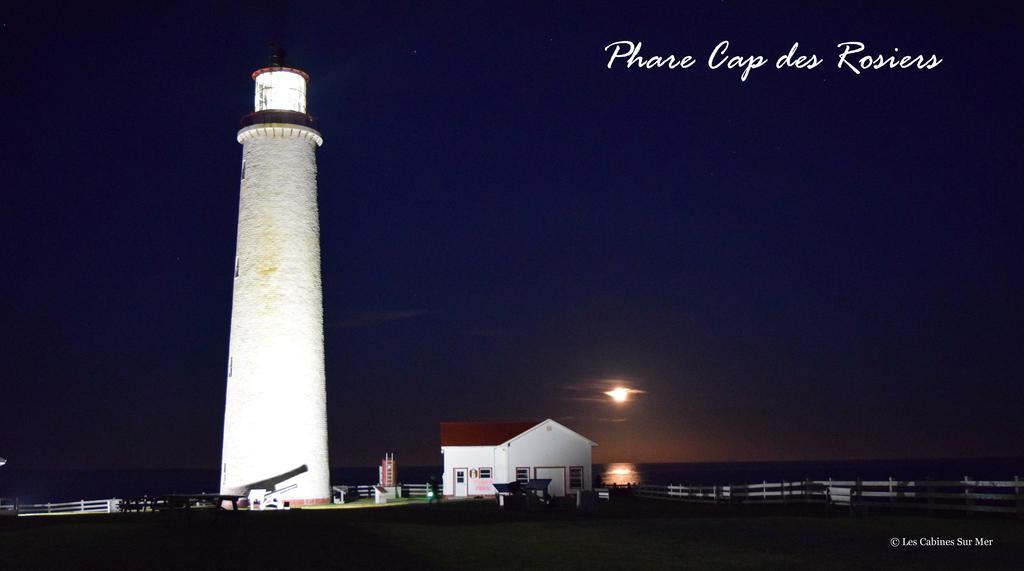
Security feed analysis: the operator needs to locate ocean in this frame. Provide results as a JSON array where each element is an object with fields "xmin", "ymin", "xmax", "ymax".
[{"xmin": 2, "ymin": 458, "xmax": 1021, "ymax": 504}]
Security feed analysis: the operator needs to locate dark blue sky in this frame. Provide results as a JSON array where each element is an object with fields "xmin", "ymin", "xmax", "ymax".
[{"xmin": 2, "ymin": 1, "xmax": 1021, "ymax": 469}]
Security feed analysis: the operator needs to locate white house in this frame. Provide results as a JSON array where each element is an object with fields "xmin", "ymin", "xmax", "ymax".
[{"xmin": 440, "ymin": 419, "xmax": 597, "ymax": 498}]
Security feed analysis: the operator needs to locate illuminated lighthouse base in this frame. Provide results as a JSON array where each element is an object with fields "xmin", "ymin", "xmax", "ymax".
[{"xmin": 220, "ymin": 54, "xmax": 330, "ymax": 506}]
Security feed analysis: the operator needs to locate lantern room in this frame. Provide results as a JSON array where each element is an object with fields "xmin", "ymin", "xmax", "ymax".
[{"xmin": 252, "ymin": 67, "xmax": 309, "ymax": 113}]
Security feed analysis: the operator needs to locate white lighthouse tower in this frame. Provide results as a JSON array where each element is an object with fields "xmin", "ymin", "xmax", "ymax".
[{"xmin": 220, "ymin": 48, "xmax": 330, "ymax": 506}]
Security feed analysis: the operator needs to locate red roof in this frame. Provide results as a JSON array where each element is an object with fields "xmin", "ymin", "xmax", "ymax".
[{"xmin": 440, "ymin": 421, "xmax": 540, "ymax": 446}]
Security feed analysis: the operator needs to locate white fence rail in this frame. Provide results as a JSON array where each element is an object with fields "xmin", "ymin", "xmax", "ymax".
[
  {"xmin": 635, "ymin": 477, "xmax": 1024, "ymax": 516},
  {"xmin": 15, "ymin": 498, "xmax": 121, "ymax": 516}
]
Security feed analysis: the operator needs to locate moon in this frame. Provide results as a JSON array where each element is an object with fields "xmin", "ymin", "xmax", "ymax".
[{"xmin": 604, "ymin": 387, "xmax": 631, "ymax": 402}]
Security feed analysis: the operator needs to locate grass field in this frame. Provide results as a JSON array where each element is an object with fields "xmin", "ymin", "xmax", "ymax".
[{"xmin": 1, "ymin": 497, "xmax": 1021, "ymax": 569}]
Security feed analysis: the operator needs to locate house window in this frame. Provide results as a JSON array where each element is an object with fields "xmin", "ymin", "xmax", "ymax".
[
  {"xmin": 234, "ymin": 256, "xmax": 239, "ymax": 278},
  {"xmin": 479, "ymin": 468, "xmax": 492, "ymax": 479},
  {"xmin": 569, "ymin": 466, "xmax": 584, "ymax": 489},
  {"xmin": 241, "ymin": 160, "xmax": 246, "ymax": 180},
  {"xmin": 456, "ymin": 471, "xmax": 465, "ymax": 484},
  {"xmin": 515, "ymin": 467, "xmax": 529, "ymax": 483}
]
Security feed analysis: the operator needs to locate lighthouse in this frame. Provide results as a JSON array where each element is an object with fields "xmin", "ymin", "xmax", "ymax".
[{"xmin": 220, "ymin": 48, "xmax": 330, "ymax": 506}]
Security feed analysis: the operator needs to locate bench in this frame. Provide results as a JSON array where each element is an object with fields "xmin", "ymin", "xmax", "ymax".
[{"xmin": 828, "ymin": 486, "xmax": 865, "ymax": 514}]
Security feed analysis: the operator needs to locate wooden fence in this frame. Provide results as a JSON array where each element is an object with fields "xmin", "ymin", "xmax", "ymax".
[
  {"xmin": 635, "ymin": 477, "xmax": 1024, "ymax": 516},
  {"xmin": 5, "ymin": 483, "xmax": 434, "ymax": 516},
  {"xmin": 335, "ymin": 485, "xmax": 376, "ymax": 499},
  {"xmin": 15, "ymin": 498, "xmax": 121, "ymax": 516},
  {"xmin": 635, "ymin": 480, "xmax": 822, "ymax": 503},
  {"xmin": 0, "ymin": 498, "xmax": 18, "ymax": 514},
  {"xmin": 333, "ymin": 483, "xmax": 430, "ymax": 499},
  {"xmin": 402, "ymin": 483, "xmax": 429, "ymax": 497}
]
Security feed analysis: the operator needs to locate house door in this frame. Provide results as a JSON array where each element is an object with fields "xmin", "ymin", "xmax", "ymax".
[
  {"xmin": 454, "ymin": 468, "xmax": 468, "ymax": 496},
  {"xmin": 535, "ymin": 467, "xmax": 566, "ymax": 497}
]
